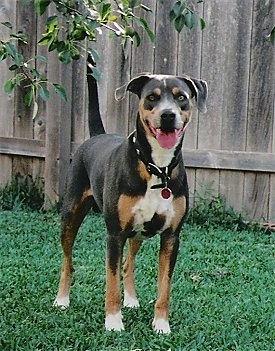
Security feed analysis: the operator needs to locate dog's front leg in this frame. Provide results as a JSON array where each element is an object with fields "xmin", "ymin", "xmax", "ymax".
[
  {"xmin": 153, "ymin": 231, "xmax": 179, "ymax": 334},
  {"xmin": 123, "ymin": 239, "xmax": 142, "ymax": 308},
  {"xmin": 105, "ymin": 234, "xmax": 125, "ymax": 331}
]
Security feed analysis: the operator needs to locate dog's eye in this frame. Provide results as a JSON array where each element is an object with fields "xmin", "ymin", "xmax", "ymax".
[
  {"xmin": 177, "ymin": 94, "xmax": 187, "ymax": 102},
  {"xmin": 147, "ymin": 94, "xmax": 159, "ymax": 102}
]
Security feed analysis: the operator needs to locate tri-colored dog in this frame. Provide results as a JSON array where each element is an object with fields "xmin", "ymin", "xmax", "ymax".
[{"xmin": 54, "ymin": 63, "xmax": 208, "ymax": 334}]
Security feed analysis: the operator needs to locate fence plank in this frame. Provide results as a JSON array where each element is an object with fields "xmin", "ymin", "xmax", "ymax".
[
  {"xmin": 12, "ymin": 1, "xmax": 37, "ymax": 179},
  {"xmin": 244, "ymin": 0, "xmax": 275, "ymax": 219},
  {"xmin": 0, "ymin": 0, "xmax": 16, "ymax": 184},
  {"xmin": 154, "ymin": 1, "xmax": 178, "ymax": 74}
]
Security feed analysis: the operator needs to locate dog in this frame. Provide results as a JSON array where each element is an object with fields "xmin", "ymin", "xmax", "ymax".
[{"xmin": 54, "ymin": 62, "xmax": 208, "ymax": 334}]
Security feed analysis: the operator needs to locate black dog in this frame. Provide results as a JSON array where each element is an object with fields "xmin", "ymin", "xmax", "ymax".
[{"xmin": 54, "ymin": 65, "xmax": 207, "ymax": 334}]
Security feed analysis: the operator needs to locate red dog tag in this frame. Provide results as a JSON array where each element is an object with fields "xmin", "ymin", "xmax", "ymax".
[{"xmin": 161, "ymin": 187, "xmax": 172, "ymax": 199}]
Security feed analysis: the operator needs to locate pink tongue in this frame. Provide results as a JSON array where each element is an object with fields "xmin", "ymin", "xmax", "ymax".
[{"xmin": 155, "ymin": 130, "xmax": 178, "ymax": 149}]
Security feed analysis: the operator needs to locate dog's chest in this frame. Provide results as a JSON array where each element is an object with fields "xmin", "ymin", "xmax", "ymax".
[{"xmin": 130, "ymin": 176, "xmax": 174, "ymax": 239}]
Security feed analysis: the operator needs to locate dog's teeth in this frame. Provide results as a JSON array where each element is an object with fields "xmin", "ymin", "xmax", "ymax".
[
  {"xmin": 105, "ymin": 311, "xmax": 124, "ymax": 332},
  {"xmin": 152, "ymin": 317, "xmax": 171, "ymax": 334}
]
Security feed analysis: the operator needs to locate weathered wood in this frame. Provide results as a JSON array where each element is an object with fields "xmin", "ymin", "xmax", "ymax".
[
  {"xmin": 0, "ymin": 1, "xmax": 274, "ymax": 221},
  {"xmin": 243, "ymin": 0, "xmax": 275, "ymax": 219},
  {"xmin": 0, "ymin": 0, "xmax": 16, "ymax": 184},
  {"xmin": 154, "ymin": 1, "xmax": 178, "ymax": 74},
  {"xmin": 12, "ymin": 1, "xmax": 36, "ymax": 179},
  {"xmin": 184, "ymin": 149, "xmax": 275, "ymax": 173},
  {"xmin": 243, "ymin": 173, "xmax": 270, "ymax": 221},
  {"xmin": 0, "ymin": 137, "xmax": 44, "ymax": 157}
]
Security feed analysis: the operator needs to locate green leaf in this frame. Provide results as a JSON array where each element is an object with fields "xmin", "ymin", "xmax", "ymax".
[
  {"xmin": 132, "ymin": 31, "xmax": 141, "ymax": 47},
  {"xmin": 38, "ymin": 85, "xmax": 50, "ymax": 101},
  {"xmin": 8, "ymin": 64, "xmax": 19, "ymax": 71},
  {"xmin": 70, "ymin": 46, "xmax": 80, "ymax": 60},
  {"xmin": 46, "ymin": 15, "xmax": 58, "ymax": 26},
  {"xmin": 29, "ymin": 68, "xmax": 41, "ymax": 79},
  {"xmin": 38, "ymin": 33, "xmax": 54, "ymax": 46},
  {"xmin": 174, "ymin": 14, "xmax": 185, "ymax": 32},
  {"xmin": 1, "ymin": 21, "xmax": 12, "ymax": 29},
  {"xmin": 32, "ymin": 101, "xmax": 39, "ymax": 120},
  {"xmin": 87, "ymin": 47, "xmax": 100, "ymax": 63},
  {"xmin": 138, "ymin": 18, "xmax": 155, "ymax": 44},
  {"xmin": 23, "ymin": 87, "xmax": 34, "ymax": 107},
  {"xmin": 200, "ymin": 17, "xmax": 206, "ymax": 30},
  {"xmin": 184, "ymin": 10, "xmax": 194, "ymax": 29},
  {"xmin": 53, "ymin": 83, "xmax": 67, "ymax": 102},
  {"xmin": 268, "ymin": 26, "xmax": 275, "ymax": 45},
  {"xmin": 58, "ymin": 50, "xmax": 71, "ymax": 64},
  {"xmin": 5, "ymin": 42, "xmax": 17, "ymax": 58},
  {"xmin": 34, "ymin": 55, "xmax": 48, "ymax": 63},
  {"xmin": 170, "ymin": 1, "xmax": 186, "ymax": 19},
  {"xmin": 35, "ymin": 0, "xmax": 51, "ymax": 15},
  {"xmin": 48, "ymin": 39, "xmax": 58, "ymax": 52},
  {"xmin": 89, "ymin": 67, "xmax": 101, "ymax": 82},
  {"xmin": 10, "ymin": 32, "xmax": 28, "ymax": 44},
  {"xmin": 4, "ymin": 78, "xmax": 16, "ymax": 93}
]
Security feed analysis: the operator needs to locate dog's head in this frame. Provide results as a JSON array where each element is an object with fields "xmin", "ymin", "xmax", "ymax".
[{"xmin": 116, "ymin": 74, "xmax": 208, "ymax": 150}]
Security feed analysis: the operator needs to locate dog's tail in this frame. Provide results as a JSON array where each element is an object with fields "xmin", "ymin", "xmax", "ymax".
[{"xmin": 87, "ymin": 54, "xmax": 105, "ymax": 137}]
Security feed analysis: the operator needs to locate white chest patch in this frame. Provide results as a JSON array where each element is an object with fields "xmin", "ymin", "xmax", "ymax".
[{"xmin": 131, "ymin": 175, "xmax": 174, "ymax": 239}]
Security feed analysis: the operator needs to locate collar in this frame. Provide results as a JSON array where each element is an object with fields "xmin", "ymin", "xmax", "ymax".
[{"xmin": 128, "ymin": 130, "xmax": 182, "ymax": 198}]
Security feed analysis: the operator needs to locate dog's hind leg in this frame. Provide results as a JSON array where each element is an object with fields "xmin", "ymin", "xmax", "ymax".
[
  {"xmin": 123, "ymin": 239, "xmax": 142, "ymax": 308},
  {"xmin": 54, "ymin": 181, "xmax": 94, "ymax": 309},
  {"xmin": 105, "ymin": 232, "xmax": 127, "ymax": 331}
]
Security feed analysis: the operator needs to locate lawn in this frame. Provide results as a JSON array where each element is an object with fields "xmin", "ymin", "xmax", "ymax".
[{"xmin": 0, "ymin": 210, "xmax": 274, "ymax": 351}]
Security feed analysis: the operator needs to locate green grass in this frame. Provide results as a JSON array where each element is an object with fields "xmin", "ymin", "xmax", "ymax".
[{"xmin": 0, "ymin": 210, "xmax": 274, "ymax": 351}]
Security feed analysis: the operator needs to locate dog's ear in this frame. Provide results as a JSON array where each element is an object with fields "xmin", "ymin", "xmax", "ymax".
[
  {"xmin": 115, "ymin": 73, "xmax": 152, "ymax": 101},
  {"xmin": 179, "ymin": 76, "xmax": 208, "ymax": 113}
]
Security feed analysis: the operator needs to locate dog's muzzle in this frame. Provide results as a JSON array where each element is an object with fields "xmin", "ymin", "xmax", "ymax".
[{"xmin": 160, "ymin": 111, "xmax": 176, "ymax": 132}]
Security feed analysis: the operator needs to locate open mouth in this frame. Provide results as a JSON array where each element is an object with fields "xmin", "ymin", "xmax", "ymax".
[{"xmin": 148, "ymin": 124, "xmax": 185, "ymax": 149}]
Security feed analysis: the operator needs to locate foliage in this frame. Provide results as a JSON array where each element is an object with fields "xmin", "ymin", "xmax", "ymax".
[
  {"xmin": 187, "ymin": 193, "xmax": 265, "ymax": 233},
  {"xmin": 0, "ymin": 210, "xmax": 274, "ymax": 350},
  {"xmin": 0, "ymin": 0, "xmax": 204, "ymax": 115},
  {"xmin": 0, "ymin": 175, "xmax": 44, "ymax": 211}
]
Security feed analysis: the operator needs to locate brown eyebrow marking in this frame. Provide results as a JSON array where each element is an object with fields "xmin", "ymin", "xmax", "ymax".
[
  {"xmin": 172, "ymin": 87, "xmax": 181, "ymax": 95},
  {"xmin": 153, "ymin": 88, "xmax": 161, "ymax": 96}
]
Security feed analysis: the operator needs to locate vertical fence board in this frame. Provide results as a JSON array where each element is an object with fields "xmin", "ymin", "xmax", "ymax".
[
  {"xmin": 0, "ymin": 0, "xmax": 15, "ymax": 184},
  {"xmin": 12, "ymin": 1, "xmax": 37, "ymax": 179},
  {"xmin": 129, "ymin": 0, "xmax": 156, "ymax": 132},
  {"xmin": 244, "ymin": 0, "xmax": 275, "ymax": 220},
  {"xmin": 154, "ymin": 2, "xmax": 178, "ymax": 74},
  {"xmin": 218, "ymin": 0, "xmax": 252, "ymax": 209},
  {"xmin": 71, "ymin": 56, "xmax": 87, "ymax": 143}
]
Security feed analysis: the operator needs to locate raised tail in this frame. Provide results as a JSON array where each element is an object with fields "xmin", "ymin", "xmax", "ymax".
[{"xmin": 87, "ymin": 54, "xmax": 105, "ymax": 137}]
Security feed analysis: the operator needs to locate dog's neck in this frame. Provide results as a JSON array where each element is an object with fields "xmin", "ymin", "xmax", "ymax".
[{"xmin": 129, "ymin": 115, "xmax": 183, "ymax": 173}]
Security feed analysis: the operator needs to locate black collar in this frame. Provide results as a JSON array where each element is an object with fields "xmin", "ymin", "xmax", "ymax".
[{"xmin": 128, "ymin": 130, "xmax": 182, "ymax": 192}]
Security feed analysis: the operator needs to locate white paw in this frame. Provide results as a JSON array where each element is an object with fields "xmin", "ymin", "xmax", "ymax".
[
  {"xmin": 105, "ymin": 311, "xmax": 124, "ymax": 332},
  {"xmin": 152, "ymin": 318, "xmax": 171, "ymax": 334},
  {"xmin": 53, "ymin": 295, "xmax": 70, "ymax": 310},
  {"xmin": 123, "ymin": 291, "xmax": 140, "ymax": 308}
]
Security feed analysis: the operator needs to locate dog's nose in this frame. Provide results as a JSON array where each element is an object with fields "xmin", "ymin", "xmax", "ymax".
[{"xmin": 161, "ymin": 111, "xmax": 176, "ymax": 122}]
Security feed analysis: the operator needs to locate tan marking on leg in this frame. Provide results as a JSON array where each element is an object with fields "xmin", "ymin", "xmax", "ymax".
[
  {"xmin": 105, "ymin": 258, "xmax": 124, "ymax": 331},
  {"xmin": 54, "ymin": 188, "xmax": 93, "ymax": 308},
  {"xmin": 153, "ymin": 235, "xmax": 179, "ymax": 334},
  {"xmin": 123, "ymin": 239, "xmax": 142, "ymax": 307}
]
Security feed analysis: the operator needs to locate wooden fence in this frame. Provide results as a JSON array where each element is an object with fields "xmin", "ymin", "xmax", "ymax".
[{"xmin": 0, "ymin": 0, "xmax": 274, "ymax": 221}]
